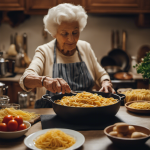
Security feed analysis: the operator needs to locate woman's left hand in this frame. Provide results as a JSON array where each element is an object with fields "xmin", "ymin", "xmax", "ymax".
[{"xmin": 99, "ymin": 80, "xmax": 116, "ymax": 94}]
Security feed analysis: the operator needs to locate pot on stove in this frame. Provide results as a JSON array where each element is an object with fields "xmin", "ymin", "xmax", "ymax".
[
  {"xmin": 0, "ymin": 52, "xmax": 9, "ymax": 77},
  {"xmin": 0, "ymin": 52, "xmax": 15, "ymax": 77},
  {"xmin": 0, "ymin": 82, "xmax": 8, "ymax": 96}
]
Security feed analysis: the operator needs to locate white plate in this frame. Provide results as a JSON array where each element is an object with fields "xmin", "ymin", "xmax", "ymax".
[{"xmin": 24, "ymin": 128, "xmax": 85, "ymax": 150}]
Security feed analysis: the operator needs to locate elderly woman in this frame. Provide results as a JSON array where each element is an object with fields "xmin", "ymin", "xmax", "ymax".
[{"xmin": 19, "ymin": 3, "xmax": 115, "ymax": 108}]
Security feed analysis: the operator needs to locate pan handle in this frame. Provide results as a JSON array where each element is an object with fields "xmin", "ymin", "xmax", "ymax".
[
  {"xmin": 42, "ymin": 94, "xmax": 51, "ymax": 102},
  {"xmin": 116, "ymin": 93, "xmax": 126, "ymax": 106}
]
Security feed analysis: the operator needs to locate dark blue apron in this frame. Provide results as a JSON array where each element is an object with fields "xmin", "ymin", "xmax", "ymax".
[{"xmin": 35, "ymin": 40, "xmax": 94, "ymax": 108}]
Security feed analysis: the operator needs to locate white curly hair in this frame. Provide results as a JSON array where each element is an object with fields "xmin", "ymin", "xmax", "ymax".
[{"xmin": 43, "ymin": 3, "xmax": 88, "ymax": 37}]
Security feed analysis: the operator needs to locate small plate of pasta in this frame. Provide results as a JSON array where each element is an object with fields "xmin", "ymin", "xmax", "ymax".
[
  {"xmin": 125, "ymin": 100, "xmax": 150, "ymax": 114},
  {"xmin": 24, "ymin": 128, "xmax": 85, "ymax": 150}
]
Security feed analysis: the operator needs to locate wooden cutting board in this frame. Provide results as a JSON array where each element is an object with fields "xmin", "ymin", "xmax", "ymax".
[{"xmin": 28, "ymin": 115, "xmax": 41, "ymax": 125}]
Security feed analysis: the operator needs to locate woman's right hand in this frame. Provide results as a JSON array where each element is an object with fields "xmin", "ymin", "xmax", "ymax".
[{"xmin": 43, "ymin": 77, "xmax": 71, "ymax": 94}]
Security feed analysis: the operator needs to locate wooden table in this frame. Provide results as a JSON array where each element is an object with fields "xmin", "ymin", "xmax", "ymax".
[{"xmin": 0, "ymin": 107, "xmax": 150, "ymax": 150}]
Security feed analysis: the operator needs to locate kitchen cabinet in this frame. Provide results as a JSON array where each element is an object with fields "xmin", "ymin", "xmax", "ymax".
[
  {"xmin": 0, "ymin": 0, "xmax": 149, "ymax": 27},
  {"xmin": 25, "ymin": 0, "xmax": 57, "ymax": 15},
  {"xmin": 0, "ymin": 0, "xmax": 24, "ymax": 11},
  {"xmin": 141, "ymin": 0, "xmax": 150, "ymax": 13},
  {"xmin": 0, "ymin": 0, "xmax": 150, "ymax": 14},
  {"xmin": 57, "ymin": 0, "xmax": 86, "ymax": 7},
  {"xmin": 87, "ymin": 0, "xmax": 142, "ymax": 13},
  {"xmin": 136, "ymin": 79, "xmax": 149, "ymax": 89},
  {"xmin": 25, "ymin": 0, "xmax": 86, "ymax": 15}
]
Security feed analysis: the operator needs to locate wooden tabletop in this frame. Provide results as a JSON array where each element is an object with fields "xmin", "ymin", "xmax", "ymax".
[{"xmin": 0, "ymin": 106, "xmax": 150, "ymax": 150}]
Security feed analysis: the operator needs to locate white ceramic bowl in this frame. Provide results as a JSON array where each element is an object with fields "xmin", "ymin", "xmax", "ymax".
[{"xmin": 0, "ymin": 121, "xmax": 31, "ymax": 139}]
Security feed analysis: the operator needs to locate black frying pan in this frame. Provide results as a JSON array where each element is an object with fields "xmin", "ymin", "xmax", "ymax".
[
  {"xmin": 49, "ymin": 91, "xmax": 125, "ymax": 122},
  {"xmin": 108, "ymin": 48, "xmax": 130, "ymax": 72},
  {"xmin": 101, "ymin": 56, "xmax": 117, "ymax": 67}
]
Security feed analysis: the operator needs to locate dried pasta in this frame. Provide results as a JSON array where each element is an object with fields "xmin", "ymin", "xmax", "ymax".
[
  {"xmin": 128, "ymin": 102, "xmax": 150, "ymax": 110},
  {"xmin": 34, "ymin": 129, "xmax": 76, "ymax": 150},
  {"xmin": 122, "ymin": 89, "xmax": 150, "ymax": 103},
  {"xmin": 0, "ymin": 108, "xmax": 39, "ymax": 122},
  {"xmin": 55, "ymin": 91, "xmax": 118, "ymax": 107}
]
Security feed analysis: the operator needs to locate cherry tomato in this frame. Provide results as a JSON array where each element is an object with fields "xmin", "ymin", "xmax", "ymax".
[
  {"xmin": 14, "ymin": 116, "xmax": 23, "ymax": 126},
  {"xmin": 2, "ymin": 115, "xmax": 13, "ymax": 124},
  {"xmin": 18, "ymin": 123, "xmax": 27, "ymax": 131},
  {"xmin": 0, "ymin": 123, "xmax": 7, "ymax": 131},
  {"xmin": 7, "ymin": 120, "xmax": 18, "ymax": 131}
]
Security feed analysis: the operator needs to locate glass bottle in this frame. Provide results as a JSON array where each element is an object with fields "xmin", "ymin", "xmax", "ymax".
[{"xmin": 130, "ymin": 56, "xmax": 138, "ymax": 74}]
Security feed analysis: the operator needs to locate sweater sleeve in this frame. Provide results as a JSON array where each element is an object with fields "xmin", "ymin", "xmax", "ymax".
[
  {"xmin": 87, "ymin": 43, "xmax": 110, "ymax": 87},
  {"xmin": 19, "ymin": 47, "xmax": 46, "ymax": 92}
]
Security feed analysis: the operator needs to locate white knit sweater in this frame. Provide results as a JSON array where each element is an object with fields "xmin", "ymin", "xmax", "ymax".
[{"xmin": 19, "ymin": 39, "xmax": 110, "ymax": 100}]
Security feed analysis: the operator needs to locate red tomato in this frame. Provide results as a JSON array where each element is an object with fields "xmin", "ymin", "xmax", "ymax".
[
  {"xmin": 2, "ymin": 115, "xmax": 13, "ymax": 124},
  {"xmin": 0, "ymin": 123, "xmax": 7, "ymax": 131},
  {"xmin": 14, "ymin": 116, "xmax": 23, "ymax": 126},
  {"xmin": 18, "ymin": 123, "xmax": 27, "ymax": 131},
  {"xmin": 7, "ymin": 120, "xmax": 18, "ymax": 131}
]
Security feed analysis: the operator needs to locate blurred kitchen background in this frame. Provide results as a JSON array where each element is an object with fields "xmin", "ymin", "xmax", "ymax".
[{"xmin": 0, "ymin": 0, "xmax": 150, "ymax": 107}]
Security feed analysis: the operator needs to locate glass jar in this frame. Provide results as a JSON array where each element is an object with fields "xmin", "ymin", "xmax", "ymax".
[
  {"xmin": 0, "ymin": 95, "xmax": 10, "ymax": 109},
  {"xmin": 18, "ymin": 91, "xmax": 30, "ymax": 108}
]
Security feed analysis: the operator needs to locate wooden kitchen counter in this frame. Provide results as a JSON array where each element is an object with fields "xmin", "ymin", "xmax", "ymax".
[{"xmin": 0, "ymin": 107, "xmax": 150, "ymax": 150}]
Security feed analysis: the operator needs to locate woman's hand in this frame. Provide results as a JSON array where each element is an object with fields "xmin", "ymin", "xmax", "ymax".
[
  {"xmin": 99, "ymin": 80, "xmax": 116, "ymax": 94},
  {"xmin": 43, "ymin": 77, "xmax": 71, "ymax": 94}
]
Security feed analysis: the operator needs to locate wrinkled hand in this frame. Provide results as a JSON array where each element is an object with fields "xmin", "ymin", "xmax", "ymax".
[
  {"xmin": 43, "ymin": 77, "xmax": 71, "ymax": 94},
  {"xmin": 99, "ymin": 80, "xmax": 116, "ymax": 94}
]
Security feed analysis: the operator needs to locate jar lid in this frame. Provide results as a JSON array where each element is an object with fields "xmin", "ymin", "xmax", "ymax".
[
  {"xmin": 0, "ymin": 82, "xmax": 5, "ymax": 87},
  {"xmin": 131, "ymin": 56, "xmax": 137, "ymax": 60}
]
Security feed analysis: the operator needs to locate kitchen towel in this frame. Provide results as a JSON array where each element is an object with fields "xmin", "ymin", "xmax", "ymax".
[{"xmin": 41, "ymin": 115, "xmax": 123, "ymax": 131}]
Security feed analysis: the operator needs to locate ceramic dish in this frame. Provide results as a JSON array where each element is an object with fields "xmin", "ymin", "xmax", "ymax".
[
  {"xmin": 24, "ymin": 128, "xmax": 85, "ymax": 150},
  {"xmin": 125, "ymin": 101, "xmax": 150, "ymax": 114},
  {"xmin": 0, "ymin": 121, "xmax": 31, "ymax": 139},
  {"xmin": 104, "ymin": 124, "xmax": 150, "ymax": 147}
]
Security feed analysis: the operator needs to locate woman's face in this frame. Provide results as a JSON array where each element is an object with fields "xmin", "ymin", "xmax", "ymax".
[{"xmin": 54, "ymin": 21, "xmax": 80, "ymax": 53}]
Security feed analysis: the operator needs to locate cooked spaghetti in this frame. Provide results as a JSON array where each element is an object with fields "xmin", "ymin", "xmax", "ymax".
[
  {"xmin": 55, "ymin": 91, "xmax": 118, "ymax": 107},
  {"xmin": 0, "ymin": 108, "xmax": 39, "ymax": 123},
  {"xmin": 34, "ymin": 129, "xmax": 76, "ymax": 150},
  {"xmin": 128, "ymin": 102, "xmax": 150, "ymax": 110},
  {"xmin": 122, "ymin": 89, "xmax": 150, "ymax": 103}
]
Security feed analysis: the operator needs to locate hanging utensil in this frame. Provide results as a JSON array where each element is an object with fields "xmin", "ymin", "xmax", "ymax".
[
  {"xmin": 108, "ymin": 30, "xmax": 130, "ymax": 72},
  {"xmin": 122, "ymin": 30, "xmax": 127, "ymax": 51},
  {"xmin": 111, "ymin": 30, "xmax": 115, "ymax": 49},
  {"xmin": 116, "ymin": 30, "xmax": 120, "ymax": 49},
  {"xmin": 23, "ymin": 33, "xmax": 28, "ymax": 54}
]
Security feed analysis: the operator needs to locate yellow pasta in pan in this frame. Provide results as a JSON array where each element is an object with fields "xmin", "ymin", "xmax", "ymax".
[{"xmin": 55, "ymin": 91, "xmax": 118, "ymax": 107}]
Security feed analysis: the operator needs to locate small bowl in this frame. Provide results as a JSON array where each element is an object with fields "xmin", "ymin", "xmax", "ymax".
[
  {"xmin": 104, "ymin": 124, "xmax": 150, "ymax": 147},
  {"xmin": 0, "ymin": 121, "xmax": 31, "ymax": 139},
  {"xmin": 125, "ymin": 100, "xmax": 150, "ymax": 114},
  {"xmin": 7, "ymin": 103, "xmax": 20, "ymax": 109}
]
